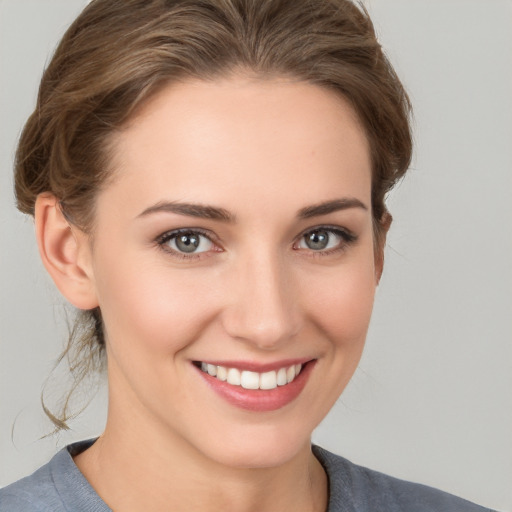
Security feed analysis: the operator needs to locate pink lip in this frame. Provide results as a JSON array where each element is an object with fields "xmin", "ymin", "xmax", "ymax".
[{"xmin": 193, "ymin": 359, "xmax": 316, "ymax": 412}]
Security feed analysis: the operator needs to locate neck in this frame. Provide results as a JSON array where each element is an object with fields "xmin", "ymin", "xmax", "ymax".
[{"xmin": 74, "ymin": 399, "xmax": 327, "ymax": 512}]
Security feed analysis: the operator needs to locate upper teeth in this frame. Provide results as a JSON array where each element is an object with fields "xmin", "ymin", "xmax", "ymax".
[{"xmin": 200, "ymin": 363, "xmax": 302, "ymax": 390}]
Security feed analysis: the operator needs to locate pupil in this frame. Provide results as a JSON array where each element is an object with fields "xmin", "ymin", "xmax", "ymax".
[
  {"xmin": 176, "ymin": 233, "xmax": 200, "ymax": 253},
  {"xmin": 306, "ymin": 230, "xmax": 329, "ymax": 250}
]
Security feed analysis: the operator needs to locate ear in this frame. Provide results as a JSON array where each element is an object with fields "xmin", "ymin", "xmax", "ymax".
[
  {"xmin": 375, "ymin": 211, "xmax": 392, "ymax": 284},
  {"xmin": 35, "ymin": 193, "xmax": 98, "ymax": 310}
]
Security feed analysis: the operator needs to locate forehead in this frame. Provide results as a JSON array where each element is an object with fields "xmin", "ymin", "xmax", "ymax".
[{"xmin": 102, "ymin": 76, "xmax": 372, "ymax": 218}]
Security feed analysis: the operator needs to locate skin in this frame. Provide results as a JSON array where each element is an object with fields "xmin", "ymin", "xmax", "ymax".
[{"xmin": 36, "ymin": 75, "xmax": 386, "ymax": 512}]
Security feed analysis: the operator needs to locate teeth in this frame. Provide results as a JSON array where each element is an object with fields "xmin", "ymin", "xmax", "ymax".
[
  {"xmin": 216, "ymin": 366, "xmax": 227, "ymax": 381},
  {"xmin": 286, "ymin": 365, "xmax": 296, "ymax": 383},
  {"xmin": 277, "ymin": 367, "xmax": 287, "ymax": 386},
  {"xmin": 226, "ymin": 367, "xmax": 241, "ymax": 386},
  {"xmin": 199, "ymin": 363, "xmax": 303, "ymax": 390},
  {"xmin": 241, "ymin": 371, "xmax": 259, "ymax": 389},
  {"xmin": 260, "ymin": 371, "xmax": 277, "ymax": 390}
]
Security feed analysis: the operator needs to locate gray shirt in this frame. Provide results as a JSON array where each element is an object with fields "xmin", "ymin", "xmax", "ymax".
[{"xmin": 0, "ymin": 439, "xmax": 496, "ymax": 511}]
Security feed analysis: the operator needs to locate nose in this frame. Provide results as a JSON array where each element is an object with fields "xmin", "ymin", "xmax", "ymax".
[{"xmin": 220, "ymin": 249, "xmax": 302, "ymax": 350}]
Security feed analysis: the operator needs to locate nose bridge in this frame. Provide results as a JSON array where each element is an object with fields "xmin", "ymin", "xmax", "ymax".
[{"xmin": 222, "ymin": 246, "xmax": 300, "ymax": 349}]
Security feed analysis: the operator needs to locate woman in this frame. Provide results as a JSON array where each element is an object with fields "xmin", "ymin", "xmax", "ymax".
[{"xmin": 0, "ymin": 0, "xmax": 502, "ymax": 510}]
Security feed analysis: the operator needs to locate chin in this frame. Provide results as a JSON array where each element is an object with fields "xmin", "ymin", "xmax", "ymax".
[{"xmin": 194, "ymin": 422, "xmax": 313, "ymax": 470}]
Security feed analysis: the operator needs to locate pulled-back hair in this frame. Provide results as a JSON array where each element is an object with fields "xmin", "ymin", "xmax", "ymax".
[{"xmin": 15, "ymin": 0, "xmax": 412, "ymax": 429}]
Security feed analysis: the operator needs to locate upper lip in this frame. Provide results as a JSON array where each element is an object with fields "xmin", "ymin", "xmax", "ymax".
[{"xmin": 193, "ymin": 358, "xmax": 314, "ymax": 373}]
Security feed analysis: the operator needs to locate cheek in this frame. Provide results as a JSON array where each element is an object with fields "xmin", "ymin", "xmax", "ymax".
[
  {"xmin": 92, "ymin": 252, "xmax": 220, "ymax": 358},
  {"xmin": 303, "ymin": 257, "xmax": 377, "ymax": 347}
]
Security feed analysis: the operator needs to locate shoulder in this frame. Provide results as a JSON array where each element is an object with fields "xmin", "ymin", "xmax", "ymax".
[
  {"xmin": 312, "ymin": 445, "xmax": 496, "ymax": 512},
  {"xmin": 0, "ymin": 439, "xmax": 109, "ymax": 512},
  {"xmin": 0, "ymin": 458, "xmax": 63, "ymax": 512}
]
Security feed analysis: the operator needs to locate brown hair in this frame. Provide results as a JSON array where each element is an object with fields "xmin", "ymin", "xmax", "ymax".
[{"xmin": 15, "ymin": 0, "xmax": 412, "ymax": 429}]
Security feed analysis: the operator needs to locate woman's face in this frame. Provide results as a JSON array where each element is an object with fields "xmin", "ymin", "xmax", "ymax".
[{"xmin": 84, "ymin": 76, "xmax": 378, "ymax": 468}]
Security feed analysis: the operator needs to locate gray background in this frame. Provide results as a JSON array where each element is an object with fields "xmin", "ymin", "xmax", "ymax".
[{"xmin": 1, "ymin": 1, "xmax": 511, "ymax": 510}]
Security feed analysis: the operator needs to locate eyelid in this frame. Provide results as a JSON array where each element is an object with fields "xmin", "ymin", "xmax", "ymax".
[
  {"xmin": 297, "ymin": 224, "xmax": 356, "ymax": 241},
  {"xmin": 155, "ymin": 227, "xmax": 216, "ymax": 244}
]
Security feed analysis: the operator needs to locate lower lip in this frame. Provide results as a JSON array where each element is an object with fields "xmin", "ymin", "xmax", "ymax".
[{"xmin": 194, "ymin": 361, "xmax": 316, "ymax": 412}]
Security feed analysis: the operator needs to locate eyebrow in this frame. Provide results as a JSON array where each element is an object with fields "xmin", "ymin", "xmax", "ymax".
[
  {"xmin": 137, "ymin": 197, "xmax": 367, "ymax": 222},
  {"xmin": 137, "ymin": 201, "xmax": 235, "ymax": 222},
  {"xmin": 297, "ymin": 198, "xmax": 368, "ymax": 219}
]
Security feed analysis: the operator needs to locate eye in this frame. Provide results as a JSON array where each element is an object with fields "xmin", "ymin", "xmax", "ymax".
[
  {"xmin": 297, "ymin": 227, "xmax": 356, "ymax": 252},
  {"xmin": 158, "ymin": 229, "xmax": 214, "ymax": 255}
]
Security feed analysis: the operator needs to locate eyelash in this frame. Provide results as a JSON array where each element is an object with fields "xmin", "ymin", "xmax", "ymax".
[{"xmin": 155, "ymin": 226, "xmax": 357, "ymax": 261}]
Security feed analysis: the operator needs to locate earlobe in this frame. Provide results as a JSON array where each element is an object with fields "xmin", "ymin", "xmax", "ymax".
[
  {"xmin": 35, "ymin": 193, "xmax": 98, "ymax": 310},
  {"xmin": 375, "ymin": 212, "xmax": 392, "ymax": 284}
]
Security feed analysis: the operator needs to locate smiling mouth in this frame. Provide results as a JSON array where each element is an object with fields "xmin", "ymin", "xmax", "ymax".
[{"xmin": 194, "ymin": 362, "xmax": 303, "ymax": 390}]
